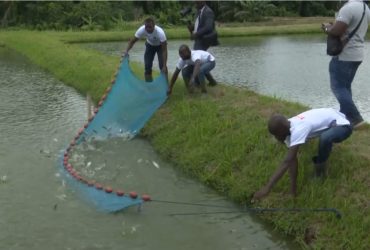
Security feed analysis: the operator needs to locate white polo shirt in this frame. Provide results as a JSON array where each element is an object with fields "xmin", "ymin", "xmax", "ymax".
[
  {"xmin": 176, "ymin": 50, "xmax": 215, "ymax": 70},
  {"xmin": 134, "ymin": 25, "xmax": 167, "ymax": 46},
  {"xmin": 285, "ymin": 108, "xmax": 350, "ymax": 147}
]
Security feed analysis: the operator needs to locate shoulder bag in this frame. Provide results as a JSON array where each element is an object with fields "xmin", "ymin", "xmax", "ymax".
[{"xmin": 327, "ymin": 3, "xmax": 366, "ymax": 56}]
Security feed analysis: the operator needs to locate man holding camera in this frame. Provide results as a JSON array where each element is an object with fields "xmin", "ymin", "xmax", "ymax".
[
  {"xmin": 186, "ymin": 1, "xmax": 219, "ymax": 86},
  {"xmin": 321, "ymin": 0, "xmax": 370, "ymax": 129}
]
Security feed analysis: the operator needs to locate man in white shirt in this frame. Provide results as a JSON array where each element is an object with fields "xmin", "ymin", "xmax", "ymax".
[
  {"xmin": 124, "ymin": 17, "xmax": 168, "ymax": 82},
  {"xmin": 168, "ymin": 44, "xmax": 216, "ymax": 94},
  {"xmin": 253, "ymin": 108, "xmax": 352, "ymax": 200}
]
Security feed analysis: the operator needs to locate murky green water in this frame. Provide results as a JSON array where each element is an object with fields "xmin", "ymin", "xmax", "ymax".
[
  {"xmin": 83, "ymin": 35, "xmax": 370, "ymax": 121},
  {"xmin": 0, "ymin": 48, "xmax": 295, "ymax": 249}
]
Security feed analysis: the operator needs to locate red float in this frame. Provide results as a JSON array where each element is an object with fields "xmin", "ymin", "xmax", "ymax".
[
  {"xmin": 105, "ymin": 186, "xmax": 113, "ymax": 193},
  {"xmin": 87, "ymin": 181, "xmax": 95, "ymax": 187},
  {"xmin": 142, "ymin": 194, "xmax": 151, "ymax": 202},
  {"xmin": 116, "ymin": 190, "xmax": 125, "ymax": 196},
  {"xmin": 129, "ymin": 191, "xmax": 138, "ymax": 199}
]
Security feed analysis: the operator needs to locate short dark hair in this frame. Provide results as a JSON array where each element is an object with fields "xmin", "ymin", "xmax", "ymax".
[
  {"xmin": 179, "ymin": 44, "xmax": 190, "ymax": 53},
  {"xmin": 144, "ymin": 17, "xmax": 155, "ymax": 26},
  {"xmin": 268, "ymin": 114, "xmax": 286, "ymax": 135}
]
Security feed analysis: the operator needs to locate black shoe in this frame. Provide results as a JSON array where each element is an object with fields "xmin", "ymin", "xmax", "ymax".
[
  {"xmin": 312, "ymin": 157, "xmax": 327, "ymax": 178},
  {"xmin": 352, "ymin": 118, "xmax": 366, "ymax": 129},
  {"xmin": 208, "ymin": 80, "xmax": 217, "ymax": 86},
  {"xmin": 314, "ymin": 163, "xmax": 327, "ymax": 178}
]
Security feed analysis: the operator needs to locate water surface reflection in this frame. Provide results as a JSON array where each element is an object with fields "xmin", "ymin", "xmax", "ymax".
[
  {"xmin": 83, "ymin": 35, "xmax": 370, "ymax": 121},
  {"xmin": 0, "ymin": 48, "xmax": 295, "ymax": 249}
]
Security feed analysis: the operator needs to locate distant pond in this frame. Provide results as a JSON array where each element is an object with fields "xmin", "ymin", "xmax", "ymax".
[{"xmin": 84, "ymin": 35, "xmax": 370, "ymax": 121}]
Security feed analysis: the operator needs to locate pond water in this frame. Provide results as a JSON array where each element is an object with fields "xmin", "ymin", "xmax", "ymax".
[
  {"xmin": 84, "ymin": 35, "xmax": 370, "ymax": 121},
  {"xmin": 0, "ymin": 48, "xmax": 295, "ymax": 249}
]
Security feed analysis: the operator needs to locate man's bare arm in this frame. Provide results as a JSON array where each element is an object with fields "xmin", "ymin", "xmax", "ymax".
[{"xmin": 253, "ymin": 145, "xmax": 299, "ymax": 200}]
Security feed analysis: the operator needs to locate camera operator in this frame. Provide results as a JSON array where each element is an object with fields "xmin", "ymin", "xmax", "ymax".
[{"xmin": 184, "ymin": 1, "xmax": 219, "ymax": 86}]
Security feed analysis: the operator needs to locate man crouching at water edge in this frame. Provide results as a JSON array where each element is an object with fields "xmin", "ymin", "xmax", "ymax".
[
  {"xmin": 167, "ymin": 44, "xmax": 216, "ymax": 95},
  {"xmin": 253, "ymin": 108, "xmax": 352, "ymax": 200}
]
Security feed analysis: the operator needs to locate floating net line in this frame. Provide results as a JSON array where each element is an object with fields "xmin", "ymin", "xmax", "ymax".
[{"xmin": 58, "ymin": 56, "xmax": 168, "ymax": 212}]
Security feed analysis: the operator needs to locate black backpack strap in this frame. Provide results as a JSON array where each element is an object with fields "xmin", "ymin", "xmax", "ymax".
[{"xmin": 348, "ymin": 2, "xmax": 366, "ymax": 39}]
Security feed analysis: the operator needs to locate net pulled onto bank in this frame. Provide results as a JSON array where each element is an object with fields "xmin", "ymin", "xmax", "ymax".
[{"xmin": 58, "ymin": 56, "xmax": 168, "ymax": 212}]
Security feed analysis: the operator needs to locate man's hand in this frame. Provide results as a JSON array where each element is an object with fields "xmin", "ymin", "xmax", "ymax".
[
  {"xmin": 187, "ymin": 23, "xmax": 194, "ymax": 33},
  {"xmin": 167, "ymin": 87, "xmax": 172, "ymax": 96},
  {"xmin": 321, "ymin": 22, "xmax": 333, "ymax": 33},
  {"xmin": 190, "ymin": 32, "xmax": 197, "ymax": 40},
  {"xmin": 161, "ymin": 66, "xmax": 168, "ymax": 74},
  {"xmin": 189, "ymin": 77, "xmax": 196, "ymax": 87}
]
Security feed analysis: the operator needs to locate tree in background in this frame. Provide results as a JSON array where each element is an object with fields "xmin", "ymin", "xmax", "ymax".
[
  {"xmin": 0, "ymin": 1, "xmax": 342, "ymax": 30},
  {"xmin": 1, "ymin": 1, "xmax": 16, "ymax": 27}
]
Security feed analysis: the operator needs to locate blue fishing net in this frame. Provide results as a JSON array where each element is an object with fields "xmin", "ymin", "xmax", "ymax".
[
  {"xmin": 58, "ymin": 56, "xmax": 168, "ymax": 212},
  {"xmin": 79, "ymin": 56, "xmax": 168, "ymax": 142}
]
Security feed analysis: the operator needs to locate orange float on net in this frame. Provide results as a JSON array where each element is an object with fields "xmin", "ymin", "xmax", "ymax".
[
  {"xmin": 87, "ymin": 180, "xmax": 95, "ymax": 187},
  {"xmin": 116, "ymin": 190, "xmax": 125, "ymax": 196},
  {"xmin": 129, "ymin": 191, "xmax": 138, "ymax": 199},
  {"xmin": 104, "ymin": 186, "xmax": 113, "ymax": 193},
  {"xmin": 80, "ymin": 178, "xmax": 88, "ymax": 184},
  {"xmin": 142, "ymin": 194, "xmax": 151, "ymax": 202},
  {"xmin": 73, "ymin": 174, "xmax": 82, "ymax": 181}
]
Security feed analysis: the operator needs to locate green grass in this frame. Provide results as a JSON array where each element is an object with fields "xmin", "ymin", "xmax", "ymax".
[{"xmin": 0, "ymin": 23, "xmax": 369, "ymax": 249}]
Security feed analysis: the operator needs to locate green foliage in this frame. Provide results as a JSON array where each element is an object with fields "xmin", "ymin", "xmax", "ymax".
[
  {"xmin": 3, "ymin": 1, "xmax": 139, "ymax": 30},
  {"xmin": 219, "ymin": 1, "xmax": 279, "ymax": 22},
  {"xmin": 299, "ymin": 1, "xmax": 335, "ymax": 17},
  {"xmin": 1, "ymin": 1, "xmax": 341, "ymax": 30}
]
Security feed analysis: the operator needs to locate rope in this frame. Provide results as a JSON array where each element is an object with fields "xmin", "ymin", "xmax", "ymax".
[
  {"xmin": 169, "ymin": 207, "xmax": 342, "ymax": 219},
  {"xmin": 150, "ymin": 199, "xmax": 342, "ymax": 219},
  {"xmin": 150, "ymin": 199, "xmax": 235, "ymax": 209}
]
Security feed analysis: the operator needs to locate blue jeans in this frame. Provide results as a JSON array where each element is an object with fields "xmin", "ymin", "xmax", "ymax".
[
  {"xmin": 329, "ymin": 57, "xmax": 362, "ymax": 123},
  {"xmin": 144, "ymin": 42, "xmax": 163, "ymax": 76},
  {"xmin": 181, "ymin": 60, "xmax": 216, "ymax": 84},
  {"xmin": 314, "ymin": 125, "xmax": 352, "ymax": 164}
]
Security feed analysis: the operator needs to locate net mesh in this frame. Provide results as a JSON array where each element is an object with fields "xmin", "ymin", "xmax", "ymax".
[{"xmin": 58, "ymin": 56, "xmax": 168, "ymax": 212}]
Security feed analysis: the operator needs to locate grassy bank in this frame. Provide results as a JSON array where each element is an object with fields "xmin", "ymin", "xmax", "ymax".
[
  {"xmin": 49, "ymin": 17, "xmax": 331, "ymax": 44},
  {"xmin": 0, "ymin": 24, "xmax": 369, "ymax": 249}
]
